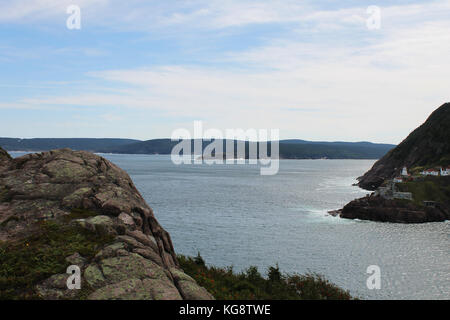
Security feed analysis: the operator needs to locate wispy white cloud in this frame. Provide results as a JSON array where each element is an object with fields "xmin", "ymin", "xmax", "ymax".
[
  {"xmin": 0, "ymin": 0, "xmax": 308, "ymax": 28},
  {"xmin": 3, "ymin": 0, "xmax": 449, "ymax": 32},
  {"xmin": 1, "ymin": 0, "xmax": 449, "ymax": 142}
]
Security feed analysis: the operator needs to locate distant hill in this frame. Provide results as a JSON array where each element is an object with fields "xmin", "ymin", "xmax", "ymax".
[
  {"xmin": 0, "ymin": 137, "xmax": 395, "ymax": 160},
  {"xmin": 101, "ymin": 139, "xmax": 394, "ymax": 160},
  {"xmin": 278, "ymin": 141, "xmax": 393, "ymax": 159},
  {"xmin": 0, "ymin": 138, "xmax": 140, "ymax": 152},
  {"xmin": 358, "ymin": 102, "xmax": 450, "ymax": 190},
  {"xmin": 99, "ymin": 139, "xmax": 177, "ymax": 155}
]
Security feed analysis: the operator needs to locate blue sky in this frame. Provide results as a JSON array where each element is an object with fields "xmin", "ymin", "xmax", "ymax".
[{"xmin": 0, "ymin": 0, "xmax": 449, "ymax": 143}]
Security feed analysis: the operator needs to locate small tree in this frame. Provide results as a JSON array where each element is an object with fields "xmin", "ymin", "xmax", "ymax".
[
  {"xmin": 194, "ymin": 251, "xmax": 206, "ymax": 266},
  {"xmin": 268, "ymin": 264, "xmax": 282, "ymax": 283}
]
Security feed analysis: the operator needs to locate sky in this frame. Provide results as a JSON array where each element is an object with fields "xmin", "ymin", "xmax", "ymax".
[{"xmin": 0, "ymin": 0, "xmax": 449, "ymax": 144}]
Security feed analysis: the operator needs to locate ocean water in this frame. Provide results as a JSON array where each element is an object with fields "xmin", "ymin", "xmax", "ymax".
[{"xmin": 10, "ymin": 152, "xmax": 450, "ymax": 299}]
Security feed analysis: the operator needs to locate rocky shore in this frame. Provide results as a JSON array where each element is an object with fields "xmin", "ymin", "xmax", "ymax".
[
  {"xmin": 0, "ymin": 147, "xmax": 213, "ymax": 300},
  {"xmin": 335, "ymin": 103, "xmax": 450, "ymax": 223},
  {"xmin": 331, "ymin": 194, "xmax": 449, "ymax": 223}
]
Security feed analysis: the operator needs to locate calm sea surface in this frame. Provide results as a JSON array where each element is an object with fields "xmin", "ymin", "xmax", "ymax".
[{"xmin": 11, "ymin": 152, "xmax": 450, "ymax": 299}]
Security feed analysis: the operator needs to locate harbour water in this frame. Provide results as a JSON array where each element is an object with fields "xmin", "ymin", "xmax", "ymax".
[{"xmin": 10, "ymin": 152, "xmax": 450, "ymax": 299}]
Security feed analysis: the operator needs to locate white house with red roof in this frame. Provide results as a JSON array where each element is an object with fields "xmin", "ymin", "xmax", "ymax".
[{"xmin": 420, "ymin": 168, "xmax": 440, "ymax": 176}]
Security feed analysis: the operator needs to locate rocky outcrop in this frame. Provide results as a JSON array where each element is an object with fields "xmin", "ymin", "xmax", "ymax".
[
  {"xmin": 358, "ymin": 103, "xmax": 450, "ymax": 190},
  {"xmin": 340, "ymin": 103, "xmax": 450, "ymax": 223},
  {"xmin": 0, "ymin": 148, "xmax": 213, "ymax": 300},
  {"xmin": 336, "ymin": 194, "xmax": 450, "ymax": 223},
  {"xmin": 0, "ymin": 147, "xmax": 11, "ymax": 171}
]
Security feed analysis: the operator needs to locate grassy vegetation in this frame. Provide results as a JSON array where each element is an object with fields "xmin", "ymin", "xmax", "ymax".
[
  {"xmin": 397, "ymin": 176, "xmax": 450, "ymax": 206},
  {"xmin": 0, "ymin": 220, "xmax": 114, "ymax": 299},
  {"xmin": 178, "ymin": 253, "xmax": 353, "ymax": 300}
]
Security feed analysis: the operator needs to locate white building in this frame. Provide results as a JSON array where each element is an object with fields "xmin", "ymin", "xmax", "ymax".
[
  {"xmin": 401, "ymin": 167, "xmax": 408, "ymax": 176},
  {"xmin": 440, "ymin": 168, "xmax": 449, "ymax": 176},
  {"xmin": 420, "ymin": 169, "xmax": 439, "ymax": 176},
  {"xmin": 393, "ymin": 177, "xmax": 403, "ymax": 183}
]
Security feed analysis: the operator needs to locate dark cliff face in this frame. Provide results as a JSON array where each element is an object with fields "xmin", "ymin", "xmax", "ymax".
[
  {"xmin": 0, "ymin": 148, "xmax": 213, "ymax": 300},
  {"xmin": 340, "ymin": 195, "xmax": 450, "ymax": 223},
  {"xmin": 358, "ymin": 103, "xmax": 450, "ymax": 190}
]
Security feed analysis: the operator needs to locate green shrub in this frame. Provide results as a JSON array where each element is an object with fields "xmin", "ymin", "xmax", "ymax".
[
  {"xmin": 0, "ymin": 220, "xmax": 114, "ymax": 299},
  {"xmin": 397, "ymin": 176, "xmax": 450, "ymax": 206},
  {"xmin": 178, "ymin": 254, "xmax": 353, "ymax": 300}
]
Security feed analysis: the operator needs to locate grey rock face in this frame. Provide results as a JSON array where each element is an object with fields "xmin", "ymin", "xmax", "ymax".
[{"xmin": 0, "ymin": 147, "xmax": 213, "ymax": 300}]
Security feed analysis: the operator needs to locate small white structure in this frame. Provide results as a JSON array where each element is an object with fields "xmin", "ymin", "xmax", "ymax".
[
  {"xmin": 420, "ymin": 169, "xmax": 439, "ymax": 176},
  {"xmin": 401, "ymin": 167, "xmax": 408, "ymax": 176},
  {"xmin": 393, "ymin": 177, "xmax": 403, "ymax": 183},
  {"xmin": 440, "ymin": 167, "xmax": 449, "ymax": 176}
]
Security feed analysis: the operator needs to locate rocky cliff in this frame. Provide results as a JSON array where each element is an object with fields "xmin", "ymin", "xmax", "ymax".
[
  {"xmin": 338, "ymin": 194, "xmax": 449, "ymax": 223},
  {"xmin": 0, "ymin": 148, "xmax": 213, "ymax": 300},
  {"xmin": 334, "ymin": 103, "xmax": 450, "ymax": 223},
  {"xmin": 358, "ymin": 103, "xmax": 450, "ymax": 190}
]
